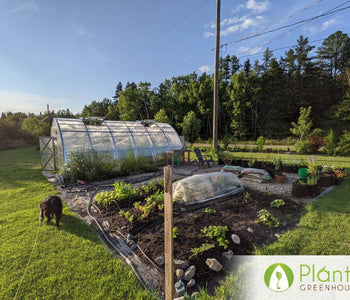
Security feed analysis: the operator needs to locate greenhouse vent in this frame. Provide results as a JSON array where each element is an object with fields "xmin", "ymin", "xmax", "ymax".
[{"xmin": 44, "ymin": 117, "xmax": 183, "ymax": 171}]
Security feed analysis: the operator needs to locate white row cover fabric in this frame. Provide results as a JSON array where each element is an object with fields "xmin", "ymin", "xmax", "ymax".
[
  {"xmin": 51, "ymin": 118, "xmax": 183, "ymax": 169},
  {"xmin": 173, "ymin": 172, "xmax": 244, "ymax": 206}
]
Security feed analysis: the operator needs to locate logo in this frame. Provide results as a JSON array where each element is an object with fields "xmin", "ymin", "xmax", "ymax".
[{"xmin": 264, "ymin": 263, "xmax": 294, "ymax": 292}]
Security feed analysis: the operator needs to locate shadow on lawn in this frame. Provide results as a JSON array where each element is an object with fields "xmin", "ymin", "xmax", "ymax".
[{"xmin": 52, "ymin": 214, "xmax": 102, "ymax": 244}]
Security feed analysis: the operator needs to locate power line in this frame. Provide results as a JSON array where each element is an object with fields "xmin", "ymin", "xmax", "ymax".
[{"xmin": 221, "ymin": 1, "xmax": 350, "ymax": 48}]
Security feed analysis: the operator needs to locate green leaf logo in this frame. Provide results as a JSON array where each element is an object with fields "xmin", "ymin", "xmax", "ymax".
[{"xmin": 264, "ymin": 263, "xmax": 294, "ymax": 292}]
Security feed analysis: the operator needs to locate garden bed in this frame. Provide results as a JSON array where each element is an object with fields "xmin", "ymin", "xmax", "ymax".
[{"xmin": 91, "ymin": 176, "xmax": 303, "ymax": 295}]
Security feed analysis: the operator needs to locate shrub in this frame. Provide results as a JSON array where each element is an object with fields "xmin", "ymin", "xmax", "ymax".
[
  {"xmin": 63, "ymin": 150, "xmax": 121, "ymax": 182},
  {"xmin": 338, "ymin": 130, "xmax": 350, "ymax": 156},
  {"xmin": 294, "ymin": 140, "xmax": 312, "ymax": 154},
  {"xmin": 62, "ymin": 150, "xmax": 158, "ymax": 183},
  {"xmin": 324, "ymin": 129, "xmax": 338, "ymax": 156},
  {"xmin": 308, "ymin": 135, "xmax": 325, "ymax": 154},
  {"xmin": 256, "ymin": 136, "xmax": 265, "ymax": 152}
]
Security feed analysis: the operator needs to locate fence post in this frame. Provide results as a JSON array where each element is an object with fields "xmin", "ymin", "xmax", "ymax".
[{"xmin": 164, "ymin": 166, "xmax": 174, "ymax": 300}]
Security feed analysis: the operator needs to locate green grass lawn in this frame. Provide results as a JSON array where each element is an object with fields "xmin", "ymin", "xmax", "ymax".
[
  {"xmin": 256, "ymin": 170, "xmax": 350, "ymax": 255},
  {"xmin": 0, "ymin": 147, "xmax": 154, "ymax": 299}
]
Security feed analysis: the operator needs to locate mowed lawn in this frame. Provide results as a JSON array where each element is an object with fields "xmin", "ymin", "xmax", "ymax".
[{"xmin": 0, "ymin": 147, "xmax": 154, "ymax": 300}]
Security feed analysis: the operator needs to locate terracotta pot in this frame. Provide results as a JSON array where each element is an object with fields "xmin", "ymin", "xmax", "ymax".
[{"xmin": 275, "ymin": 174, "xmax": 287, "ymax": 183}]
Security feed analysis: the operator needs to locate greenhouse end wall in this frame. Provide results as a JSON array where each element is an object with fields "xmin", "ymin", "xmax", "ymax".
[{"xmin": 50, "ymin": 118, "xmax": 183, "ymax": 170}]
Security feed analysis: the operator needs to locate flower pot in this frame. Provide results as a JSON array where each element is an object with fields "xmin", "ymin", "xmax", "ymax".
[
  {"xmin": 307, "ymin": 184, "xmax": 320, "ymax": 196},
  {"xmin": 275, "ymin": 173, "xmax": 287, "ymax": 183},
  {"xmin": 292, "ymin": 181, "xmax": 309, "ymax": 197}
]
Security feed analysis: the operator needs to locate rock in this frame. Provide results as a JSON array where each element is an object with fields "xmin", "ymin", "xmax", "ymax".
[
  {"xmin": 191, "ymin": 292, "xmax": 200, "ymax": 298},
  {"xmin": 154, "ymin": 256, "xmax": 165, "ymax": 266},
  {"xmin": 174, "ymin": 281, "xmax": 185, "ymax": 297},
  {"xmin": 187, "ymin": 278, "xmax": 195, "ymax": 288},
  {"xmin": 121, "ymin": 225, "xmax": 127, "ymax": 230},
  {"xmin": 174, "ymin": 297, "xmax": 185, "ymax": 300},
  {"xmin": 231, "ymin": 233, "xmax": 241, "ymax": 245},
  {"xmin": 174, "ymin": 259, "xmax": 189, "ymax": 269},
  {"xmin": 274, "ymin": 233, "xmax": 281, "ymax": 239},
  {"xmin": 247, "ymin": 227, "xmax": 254, "ymax": 233},
  {"xmin": 206, "ymin": 258, "xmax": 223, "ymax": 272},
  {"xmin": 184, "ymin": 265, "xmax": 196, "ymax": 281},
  {"xmin": 222, "ymin": 250, "xmax": 233, "ymax": 260},
  {"xmin": 282, "ymin": 222, "xmax": 287, "ymax": 227},
  {"xmin": 127, "ymin": 233, "xmax": 135, "ymax": 240},
  {"xmin": 175, "ymin": 269, "xmax": 184, "ymax": 278}
]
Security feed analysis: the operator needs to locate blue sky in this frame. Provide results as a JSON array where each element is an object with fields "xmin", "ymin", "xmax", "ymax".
[{"xmin": 1, "ymin": 0, "xmax": 349, "ymax": 114}]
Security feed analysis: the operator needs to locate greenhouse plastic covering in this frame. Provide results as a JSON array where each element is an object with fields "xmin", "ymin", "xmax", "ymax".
[
  {"xmin": 51, "ymin": 118, "xmax": 183, "ymax": 169},
  {"xmin": 173, "ymin": 172, "xmax": 244, "ymax": 206}
]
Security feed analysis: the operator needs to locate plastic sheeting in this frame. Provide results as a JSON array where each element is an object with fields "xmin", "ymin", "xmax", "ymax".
[
  {"xmin": 50, "ymin": 118, "xmax": 183, "ymax": 170},
  {"xmin": 240, "ymin": 168, "xmax": 272, "ymax": 183},
  {"xmin": 173, "ymin": 172, "xmax": 244, "ymax": 206}
]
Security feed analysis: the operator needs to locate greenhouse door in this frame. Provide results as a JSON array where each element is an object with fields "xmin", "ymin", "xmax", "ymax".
[{"xmin": 39, "ymin": 136, "xmax": 56, "ymax": 171}]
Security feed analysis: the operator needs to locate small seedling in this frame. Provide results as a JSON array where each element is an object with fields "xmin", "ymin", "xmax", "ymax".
[
  {"xmin": 270, "ymin": 199, "xmax": 285, "ymax": 208},
  {"xmin": 266, "ymin": 190, "xmax": 273, "ymax": 197},
  {"xmin": 190, "ymin": 243, "xmax": 215, "ymax": 256},
  {"xmin": 204, "ymin": 207, "xmax": 217, "ymax": 215},
  {"xmin": 244, "ymin": 192, "xmax": 251, "ymax": 201},
  {"xmin": 173, "ymin": 226, "xmax": 178, "ymax": 239},
  {"xmin": 256, "ymin": 209, "xmax": 280, "ymax": 228}
]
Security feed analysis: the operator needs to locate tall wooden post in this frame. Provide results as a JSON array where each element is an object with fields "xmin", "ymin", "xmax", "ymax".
[
  {"xmin": 213, "ymin": 0, "xmax": 220, "ymax": 149},
  {"xmin": 164, "ymin": 166, "xmax": 174, "ymax": 300}
]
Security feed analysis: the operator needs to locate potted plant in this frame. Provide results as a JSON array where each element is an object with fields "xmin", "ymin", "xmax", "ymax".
[
  {"xmin": 273, "ymin": 157, "xmax": 286, "ymax": 183},
  {"xmin": 306, "ymin": 173, "xmax": 320, "ymax": 196}
]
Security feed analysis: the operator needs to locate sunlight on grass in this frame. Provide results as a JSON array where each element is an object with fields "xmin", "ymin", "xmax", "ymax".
[{"xmin": 0, "ymin": 147, "xmax": 154, "ymax": 299}]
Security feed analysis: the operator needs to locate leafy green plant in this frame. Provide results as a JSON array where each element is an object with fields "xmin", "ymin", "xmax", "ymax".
[
  {"xmin": 270, "ymin": 199, "xmax": 285, "ymax": 208},
  {"xmin": 118, "ymin": 210, "xmax": 134, "ymax": 223},
  {"xmin": 273, "ymin": 156, "xmax": 283, "ymax": 171},
  {"xmin": 244, "ymin": 192, "xmax": 252, "ymax": 201},
  {"xmin": 190, "ymin": 243, "xmax": 215, "ymax": 256},
  {"xmin": 173, "ymin": 226, "xmax": 178, "ymax": 239},
  {"xmin": 201, "ymin": 225, "xmax": 230, "ymax": 249},
  {"xmin": 204, "ymin": 207, "xmax": 217, "ymax": 215},
  {"xmin": 95, "ymin": 181, "xmax": 138, "ymax": 206},
  {"xmin": 134, "ymin": 190, "xmax": 164, "ymax": 220},
  {"xmin": 306, "ymin": 172, "xmax": 319, "ymax": 185},
  {"xmin": 256, "ymin": 209, "xmax": 280, "ymax": 228},
  {"xmin": 256, "ymin": 136, "xmax": 265, "ymax": 152}
]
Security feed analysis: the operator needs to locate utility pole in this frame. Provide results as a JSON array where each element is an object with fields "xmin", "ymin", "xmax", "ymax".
[{"xmin": 212, "ymin": 0, "xmax": 220, "ymax": 149}]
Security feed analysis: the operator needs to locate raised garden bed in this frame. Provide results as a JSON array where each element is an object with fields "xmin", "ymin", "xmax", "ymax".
[{"xmin": 91, "ymin": 180, "xmax": 303, "ymax": 295}]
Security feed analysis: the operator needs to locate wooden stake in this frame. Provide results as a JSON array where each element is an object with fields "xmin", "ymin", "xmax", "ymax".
[{"xmin": 164, "ymin": 166, "xmax": 174, "ymax": 300}]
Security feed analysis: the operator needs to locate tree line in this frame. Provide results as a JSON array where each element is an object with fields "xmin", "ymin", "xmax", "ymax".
[{"xmin": 1, "ymin": 31, "xmax": 350, "ymax": 152}]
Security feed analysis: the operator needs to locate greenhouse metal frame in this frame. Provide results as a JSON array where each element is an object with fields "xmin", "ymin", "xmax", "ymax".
[{"xmin": 50, "ymin": 117, "xmax": 183, "ymax": 170}]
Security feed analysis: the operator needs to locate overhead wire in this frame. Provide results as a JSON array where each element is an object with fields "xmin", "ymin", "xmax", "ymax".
[
  {"xmin": 221, "ymin": 1, "xmax": 350, "ymax": 48},
  {"xmin": 155, "ymin": 1, "xmax": 350, "ymax": 77}
]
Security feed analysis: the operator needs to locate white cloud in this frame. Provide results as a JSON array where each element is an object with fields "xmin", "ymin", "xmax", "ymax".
[
  {"xmin": 322, "ymin": 18, "xmax": 336, "ymax": 30},
  {"xmin": 221, "ymin": 17, "xmax": 258, "ymax": 36},
  {"xmin": 246, "ymin": 0, "xmax": 269, "ymax": 13},
  {"xmin": 9, "ymin": 1, "xmax": 39, "ymax": 14},
  {"xmin": 204, "ymin": 31, "xmax": 215, "ymax": 38},
  {"xmin": 199, "ymin": 65, "xmax": 213, "ymax": 73},
  {"xmin": 0, "ymin": 90, "xmax": 69, "ymax": 114},
  {"xmin": 231, "ymin": 4, "xmax": 245, "ymax": 14},
  {"xmin": 238, "ymin": 46, "xmax": 262, "ymax": 55}
]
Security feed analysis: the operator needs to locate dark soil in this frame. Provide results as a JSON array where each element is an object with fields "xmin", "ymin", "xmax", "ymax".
[{"xmin": 92, "ymin": 188, "xmax": 303, "ymax": 293}]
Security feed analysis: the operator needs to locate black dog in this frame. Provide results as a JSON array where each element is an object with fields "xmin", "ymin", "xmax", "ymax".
[{"xmin": 40, "ymin": 195, "xmax": 63, "ymax": 227}]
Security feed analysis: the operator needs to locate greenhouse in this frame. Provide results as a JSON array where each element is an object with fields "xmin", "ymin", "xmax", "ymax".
[{"xmin": 50, "ymin": 117, "xmax": 183, "ymax": 170}]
